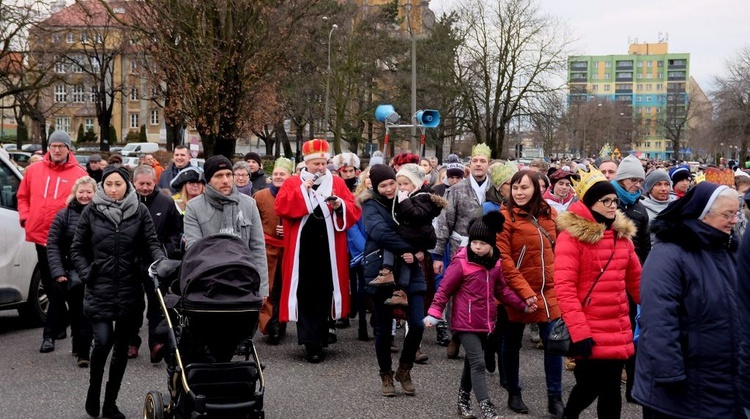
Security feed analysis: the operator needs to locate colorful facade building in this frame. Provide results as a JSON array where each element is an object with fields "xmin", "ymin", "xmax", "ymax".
[{"xmin": 568, "ymin": 42, "xmax": 701, "ymax": 160}]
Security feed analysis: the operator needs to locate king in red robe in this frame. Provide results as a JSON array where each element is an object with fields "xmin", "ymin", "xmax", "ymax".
[{"xmin": 275, "ymin": 139, "xmax": 361, "ymax": 361}]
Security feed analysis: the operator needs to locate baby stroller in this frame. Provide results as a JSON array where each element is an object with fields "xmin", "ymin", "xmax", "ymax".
[{"xmin": 143, "ymin": 234, "xmax": 265, "ymax": 419}]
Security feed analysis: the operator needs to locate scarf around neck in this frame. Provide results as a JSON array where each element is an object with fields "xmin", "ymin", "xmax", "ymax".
[
  {"xmin": 612, "ymin": 180, "xmax": 641, "ymax": 205},
  {"xmin": 470, "ymin": 175, "xmax": 489, "ymax": 205},
  {"xmin": 92, "ymin": 187, "xmax": 139, "ymax": 226},
  {"xmin": 204, "ymin": 184, "xmax": 242, "ymax": 236}
]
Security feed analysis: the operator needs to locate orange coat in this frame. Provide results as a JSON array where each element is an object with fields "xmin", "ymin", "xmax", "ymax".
[
  {"xmin": 152, "ymin": 161, "xmax": 164, "ymax": 180},
  {"xmin": 496, "ymin": 206, "xmax": 559, "ymax": 323}
]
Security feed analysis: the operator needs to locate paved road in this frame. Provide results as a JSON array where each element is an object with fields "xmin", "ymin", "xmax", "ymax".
[{"xmin": 0, "ymin": 312, "xmax": 642, "ymax": 418}]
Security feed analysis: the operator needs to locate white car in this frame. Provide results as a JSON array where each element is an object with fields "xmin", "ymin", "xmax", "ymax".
[
  {"xmin": 122, "ymin": 156, "xmax": 141, "ymax": 169},
  {"xmin": 0, "ymin": 152, "xmax": 46, "ymax": 323}
]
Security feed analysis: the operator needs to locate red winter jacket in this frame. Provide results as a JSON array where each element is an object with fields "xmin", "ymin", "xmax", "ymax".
[
  {"xmin": 17, "ymin": 151, "xmax": 87, "ymax": 246},
  {"xmin": 428, "ymin": 247, "xmax": 526, "ymax": 333},
  {"xmin": 554, "ymin": 201, "xmax": 642, "ymax": 360}
]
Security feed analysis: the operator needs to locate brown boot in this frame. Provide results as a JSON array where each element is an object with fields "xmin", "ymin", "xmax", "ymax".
[
  {"xmin": 395, "ymin": 363, "xmax": 416, "ymax": 395},
  {"xmin": 447, "ymin": 334, "xmax": 461, "ymax": 359},
  {"xmin": 384, "ymin": 290, "xmax": 409, "ymax": 306},
  {"xmin": 369, "ymin": 269, "xmax": 395, "ymax": 287},
  {"xmin": 380, "ymin": 371, "xmax": 396, "ymax": 397}
]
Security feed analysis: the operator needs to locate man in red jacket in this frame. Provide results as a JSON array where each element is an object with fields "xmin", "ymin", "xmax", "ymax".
[{"xmin": 17, "ymin": 131, "xmax": 87, "ymax": 353}]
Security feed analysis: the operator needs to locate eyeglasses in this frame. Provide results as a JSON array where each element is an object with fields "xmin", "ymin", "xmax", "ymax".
[
  {"xmin": 49, "ymin": 144, "xmax": 67, "ymax": 149},
  {"xmin": 626, "ymin": 178, "xmax": 644, "ymax": 185},
  {"xmin": 234, "ymin": 173, "xmax": 249, "ymax": 178},
  {"xmin": 598, "ymin": 197, "xmax": 620, "ymax": 207},
  {"xmin": 712, "ymin": 211, "xmax": 742, "ymax": 221}
]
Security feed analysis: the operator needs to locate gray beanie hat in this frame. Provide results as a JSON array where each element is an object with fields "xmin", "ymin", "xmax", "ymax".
[
  {"xmin": 643, "ymin": 169, "xmax": 672, "ymax": 196},
  {"xmin": 48, "ymin": 130, "xmax": 72, "ymax": 149},
  {"xmin": 615, "ymin": 155, "xmax": 645, "ymax": 182}
]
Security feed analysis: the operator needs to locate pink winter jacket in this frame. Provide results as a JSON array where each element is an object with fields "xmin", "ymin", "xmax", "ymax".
[{"xmin": 428, "ymin": 248, "xmax": 526, "ymax": 333}]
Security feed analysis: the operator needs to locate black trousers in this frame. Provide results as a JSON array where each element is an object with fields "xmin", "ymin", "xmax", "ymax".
[
  {"xmin": 564, "ymin": 358, "xmax": 626, "ymax": 419},
  {"xmin": 130, "ymin": 272, "xmax": 165, "ymax": 351},
  {"xmin": 90, "ymin": 317, "xmax": 141, "ymax": 392},
  {"xmin": 37, "ymin": 244, "xmax": 68, "ymax": 340}
]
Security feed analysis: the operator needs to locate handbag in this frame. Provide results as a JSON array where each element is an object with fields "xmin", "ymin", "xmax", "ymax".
[{"xmin": 547, "ymin": 236, "xmax": 617, "ymax": 356}]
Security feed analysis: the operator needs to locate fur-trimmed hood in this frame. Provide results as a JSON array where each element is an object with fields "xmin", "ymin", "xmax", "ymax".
[
  {"xmin": 556, "ymin": 201, "xmax": 636, "ymax": 244},
  {"xmin": 356, "ymin": 188, "xmax": 448, "ymax": 209}
]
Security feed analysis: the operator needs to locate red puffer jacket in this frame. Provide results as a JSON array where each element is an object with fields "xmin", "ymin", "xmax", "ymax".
[
  {"xmin": 17, "ymin": 151, "xmax": 86, "ymax": 245},
  {"xmin": 497, "ymin": 206, "xmax": 559, "ymax": 323},
  {"xmin": 554, "ymin": 201, "xmax": 642, "ymax": 360},
  {"xmin": 428, "ymin": 248, "xmax": 526, "ymax": 333}
]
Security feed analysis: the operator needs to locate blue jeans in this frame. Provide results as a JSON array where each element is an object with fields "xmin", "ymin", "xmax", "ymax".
[
  {"xmin": 373, "ymin": 291, "xmax": 425, "ymax": 373},
  {"xmin": 502, "ymin": 321, "xmax": 562, "ymax": 396}
]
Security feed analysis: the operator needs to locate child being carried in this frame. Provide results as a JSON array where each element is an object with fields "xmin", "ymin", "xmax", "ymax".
[{"xmin": 368, "ymin": 163, "xmax": 447, "ymax": 306}]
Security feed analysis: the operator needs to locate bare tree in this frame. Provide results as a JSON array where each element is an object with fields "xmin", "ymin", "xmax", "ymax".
[
  {"xmin": 527, "ymin": 91, "xmax": 564, "ymax": 157},
  {"xmin": 712, "ymin": 46, "xmax": 750, "ymax": 163},
  {"xmin": 453, "ymin": 0, "xmax": 571, "ymax": 158}
]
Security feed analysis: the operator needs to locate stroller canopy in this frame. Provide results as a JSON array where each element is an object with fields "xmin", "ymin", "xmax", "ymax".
[{"xmin": 179, "ymin": 234, "xmax": 262, "ymax": 311}]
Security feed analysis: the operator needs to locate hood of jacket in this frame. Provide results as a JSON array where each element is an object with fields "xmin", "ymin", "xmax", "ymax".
[{"xmin": 556, "ymin": 201, "xmax": 636, "ymax": 244}]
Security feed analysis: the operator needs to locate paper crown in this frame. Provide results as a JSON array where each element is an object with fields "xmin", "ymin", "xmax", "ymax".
[
  {"xmin": 572, "ymin": 165, "xmax": 608, "ymax": 200},
  {"xmin": 273, "ymin": 157, "xmax": 294, "ymax": 174},
  {"xmin": 332, "ymin": 152, "xmax": 360, "ymax": 170},
  {"xmin": 471, "ymin": 143, "xmax": 492, "ymax": 159},
  {"xmin": 704, "ymin": 167, "xmax": 735, "ymax": 187},
  {"xmin": 693, "ymin": 172, "xmax": 706, "ymax": 184},
  {"xmin": 302, "ymin": 139, "xmax": 331, "ymax": 162}
]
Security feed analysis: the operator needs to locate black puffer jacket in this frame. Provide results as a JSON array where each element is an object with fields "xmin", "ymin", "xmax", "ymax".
[
  {"xmin": 47, "ymin": 200, "xmax": 87, "ymax": 279},
  {"xmin": 138, "ymin": 188, "xmax": 182, "ymax": 259},
  {"xmin": 71, "ymin": 200, "xmax": 165, "ymax": 322},
  {"xmin": 618, "ymin": 199, "xmax": 651, "ymax": 264}
]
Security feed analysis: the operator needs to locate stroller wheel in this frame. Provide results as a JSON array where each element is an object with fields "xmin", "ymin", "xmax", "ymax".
[{"xmin": 143, "ymin": 390, "xmax": 165, "ymax": 419}]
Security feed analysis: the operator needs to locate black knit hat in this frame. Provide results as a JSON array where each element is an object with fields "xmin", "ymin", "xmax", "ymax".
[
  {"xmin": 204, "ymin": 155, "xmax": 233, "ymax": 181},
  {"xmin": 369, "ymin": 164, "xmax": 396, "ymax": 188},
  {"xmin": 468, "ymin": 211, "xmax": 505, "ymax": 245},
  {"xmin": 244, "ymin": 152, "xmax": 262, "ymax": 166},
  {"xmin": 102, "ymin": 164, "xmax": 130, "ymax": 184},
  {"xmin": 582, "ymin": 180, "xmax": 617, "ymax": 209}
]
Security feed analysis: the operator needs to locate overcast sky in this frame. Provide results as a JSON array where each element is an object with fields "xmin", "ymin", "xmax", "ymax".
[{"xmin": 429, "ymin": 0, "xmax": 750, "ymax": 91}]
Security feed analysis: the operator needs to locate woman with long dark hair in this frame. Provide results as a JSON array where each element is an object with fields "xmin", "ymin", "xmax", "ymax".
[{"xmin": 497, "ymin": 170, "xmax": 563, "ymax": 417}]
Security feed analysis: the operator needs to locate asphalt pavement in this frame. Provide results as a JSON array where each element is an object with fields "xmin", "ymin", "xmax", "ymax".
[{"xmin": 0, "ymin": 311, "xmax": 643, "ymax": 418}]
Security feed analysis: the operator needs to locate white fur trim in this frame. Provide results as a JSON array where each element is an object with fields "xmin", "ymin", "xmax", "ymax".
[{"xmin": 304, "ymin": 152, "xmax": 330, "ymax": 162}]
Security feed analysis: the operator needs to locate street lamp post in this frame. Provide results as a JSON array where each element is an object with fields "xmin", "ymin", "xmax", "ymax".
[
  {"xmin": 324, "ymin": 23, "xmax": 338, "ymax": 139},
  {"xmin": 404, "ymin": 2, "xmax": 417, "ymax": 152}
]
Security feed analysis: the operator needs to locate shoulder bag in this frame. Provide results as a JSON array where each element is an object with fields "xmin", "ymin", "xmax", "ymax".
[{"xmin": 547, "ymin": 236, "xmax": 617, "ymax": 356}]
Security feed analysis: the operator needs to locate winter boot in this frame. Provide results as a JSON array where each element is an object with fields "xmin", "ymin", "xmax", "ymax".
[
  {"xmin": 436, "ymin": 320, "xmax": 451, "ymax": 346},
  {"xmin": 478, "ymin": 399, "xmax": 501, "ymax": 419},
  {"xmin": 85, "ymin": 382, "xmax": 101, "ymax": 418},
  {"xmin": 548, "ymin": 395, "xmax": 564, "ymax": 419},
  {"xmin": 384, "ymin": 290, "xmax": 409, "ymax": 306},
  {"xmin": 457, "ymin": 388, "xmax": 476, "ymax": 419},
  {"xmin": 102, "ymin": 381, "xmax": 125, "ymax": 419},
  {"xmin": 447, "ymin": 334, "xmax": 461, "ymax": 359},
  {"xmin": 484, "ymin": 330, "xmax": 498, "ymax": 373},
  {"xmin": 369, "ymin": 269, "xmax": 395, "ymax": 287},
  {"xmin": 380, "ymin": 371, "xmax": 397, "ymax": 397},
  {"xmin": 507, "ymin": 390, "xmax": 529, "ymax": 414},
  {"xmin": 394, "ymin": 363, "xmax": 416, "ymax": 395}
]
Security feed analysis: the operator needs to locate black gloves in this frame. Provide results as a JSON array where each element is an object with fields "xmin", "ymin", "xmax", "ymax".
[{"xmin": 572, "ymin": 337, "xmax": 595, "ymax": 358}]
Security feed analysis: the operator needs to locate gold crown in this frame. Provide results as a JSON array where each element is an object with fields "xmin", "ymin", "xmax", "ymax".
[
  {"xmin": 471, "ymin": 143, "xmax": 492, "ymax": 159},
  {"xmin": 693, "ymin": 172, "xmax": 705, "ymax": 184},
  {"xmin": 572, "ymin": 165, "xmax": 609, "ymax": 199}
]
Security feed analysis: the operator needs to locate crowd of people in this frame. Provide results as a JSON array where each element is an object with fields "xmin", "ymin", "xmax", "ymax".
[{"xmin": 15, "ymin": 131, "xmax": 750, "ymax": 419}]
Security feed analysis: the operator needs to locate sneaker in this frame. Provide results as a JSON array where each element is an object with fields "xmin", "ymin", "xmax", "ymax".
[
  {"xmin": 384, "ymin": 290, "xmax": 409, "ymax": 307},
  {"xmin": 369, "ymin": 270, "xmax": 396, "ymax": 287}
]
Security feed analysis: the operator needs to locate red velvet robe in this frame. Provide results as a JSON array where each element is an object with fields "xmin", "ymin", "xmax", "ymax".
[{"xmin": 274, "ymin": 171, "xmax": 360, "ymax": 322}]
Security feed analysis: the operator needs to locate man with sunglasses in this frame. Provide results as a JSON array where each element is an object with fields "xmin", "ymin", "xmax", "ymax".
[{"xmin": 611, "ymin": 155, "xmax": 651, "ymax": 403}]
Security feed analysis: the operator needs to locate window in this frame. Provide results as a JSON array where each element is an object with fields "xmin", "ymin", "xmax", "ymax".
[
  {"xmin": 646, "ymin": 73, "xmax": 653, "ymax": 79},
  {"xmin": 605, "ymin": 62, "xmax": 611, "ymax": 68},
  {"xmin": 0, "ymin": 157, "xmax": 21, "ymax": 210},
  {"xmin": 637, "ymin": 73, "xmax": 643, "ymax": 79},
  {"xmin": 129, "ymin": 113, "xmax": 139, "ymax": 129},
  {"xmin": 657, "ymin": 72, "xmax": 663, "ymax": 78},
  {"xmin": 646, "ymin": 84, "xmax": 653, "ymax": 91},
  {"xmin": 647, "ymin": 61, "xmax": 653, "ymax": 68},
  {"xmin": 658, "ymin": 61, "xmax": 664, "ymax": 67},
  {"xmin": 90, "ymin": 56, "xmax": 101, "ymax": 73},
  {"xmin": 90, "ymin": 86, "xmax": 99, "ymax": 102},
  {"xmin": 94, "ymin": 33, "xmax": 103, "ymax": 44},
  {"xmin": 130, "ymin": 88, "xmax": 139, "ymax": 101},
  {"xmin": 150, "ymin": 87, "xmax": 158, "ymax": 98},
  {"xmin": 55, "ymin": 61, "xmax": 66, "ymax": 73},
  {"xmin": 637, "ymin": 84, "xmax": 643, "ymax": 91},
  {"xmin": 656, "ymin": 108, "xmax": 662, "ymax": 114},
  {"xmin": 55, "ymin": 117, "xmax": 71, "ymax": 134},
  {"xmin": 150, "ymin": 110, "xmax": 159, "ymax": 125},
  {"xmin": 646, "ymin": 97, "xmax": 652, "ymax": 102},
  {"xmin": 72, "ymin": 85, "xmax": 85, "ymax": 103},
  {"xmin": 655, "ymin": 141, "xmax": 661, "ymax": 148},
  {"xmin": 54, "ymin": 85, "xmax": 67, "ymax": 103},
  {"xmin": 80, "ymin": 33, "xmax": 89, "ymax": 44},
  {"xmin": 592, "ymin": 85, "xmax": 599, "ymax": 91},
  {"xmin": 656, "ymin": 84, "xmax": 663, "ymax": 90},
  {"xmin": 72, "ymin": 55, "xmax": 84, "ymax": 73},
  {"xmin": 637, "ymin": 61, "xmax": 643, "ymax": 67},
  {"xmin": 130, "ymin": 60, "xmax": 138, "ymax": 73},
  {"xmin": 592, "ymin": 74, "xmax": 598, "ymax": 80},
  {"xmin": 604, "ymin": 85, "xmax": 611, "ymax": 91},
  {"xmin": 52, "ymin": 34, "xmax": 61, "ymax": 44},
  {"xmin": 636, "ymin": 96, "xmax": 642, "ymax": 102},
  {"xmin": 66, "ymin": 33, "xmax": 74, "ymax": 43},
  {"xmin": 84, "ymin": 118, "xmax": 95, "ymax": 131},
  {"xmin": 604, "ymin": 73, "xmax": 610, "ymax": 79},
  {"xmin": 645, "ymin": 142, "xmax": 651, "ymax": 148}
]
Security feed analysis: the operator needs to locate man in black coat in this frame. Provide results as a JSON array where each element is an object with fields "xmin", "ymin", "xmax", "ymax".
[
  {"xmin": 158, "ymin": 145, "xmax": 193, "ymax": 193},
  {"xmin": 129, "ymin": 164, "xmax": 182, "ymax": 362},
  {"xmin": 86, "ymin": 154, "xmax": 103, "ymax": 183}
]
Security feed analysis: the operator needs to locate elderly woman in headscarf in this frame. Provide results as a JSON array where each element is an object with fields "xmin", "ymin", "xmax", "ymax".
[{"xmin": 633, "ymin": 182, "xmax": 742, "ymax": 418}]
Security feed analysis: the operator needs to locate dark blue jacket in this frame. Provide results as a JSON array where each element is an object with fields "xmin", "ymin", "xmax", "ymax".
[
  {"xmin": 359, "ymin": 191, "xmax": 425, "ymax": 295},
  {"xmin": 737, "ymin": 225, "xmax": 750, "ymax": 410},
  {"xmin": 633, "ymin": 217, "xmax": 741, "ymax": 418},
  {"xmin": 346, "ymin": 218, "xmax": 366, "ymax": 267}
]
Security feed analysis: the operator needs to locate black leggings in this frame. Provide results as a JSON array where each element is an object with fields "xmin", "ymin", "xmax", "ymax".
[
  {"xmin": 90, "ymin": 318, "xmax": 140, "ymax": 390},
  {"xmin": 564, "ymin": 358, "xmax": 625, "ymax": 419}
]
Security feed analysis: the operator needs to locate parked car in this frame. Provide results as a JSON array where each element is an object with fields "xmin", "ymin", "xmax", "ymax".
[
  {"xmin": 21, "ymin": 144, "xmax": 42, "ymax": 153},
  {"xmin": 75, "ymin": 154, "xmax": 91, "ymax": 168},
  {"xmin": 9, "ymin": 151, "xmax": 33, "ymax": 168},
  {"xmin": 2, "ymin": 144, "xmax": 18, "ymax": 151},
  {"xmin": 190, "ymin": 158, "xmax": 205, "ymax": 168},
  {"xmin": 76, "ymin": 146, "xmax": 101, "ymax": 153},
  {"xmin": 121, "ymin": 142, "xmax": 160, "ymax": 156},
  {"xmin": 109, "ymin": 146, "xmax": 124, "ymax": 153},
  {"xmin": 0, "ymin": 152, "xmax": 46, "ymax": 323},
  {"xmin": 122, "ymin": 156, "xmax": 141, "ymax": 169}
]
